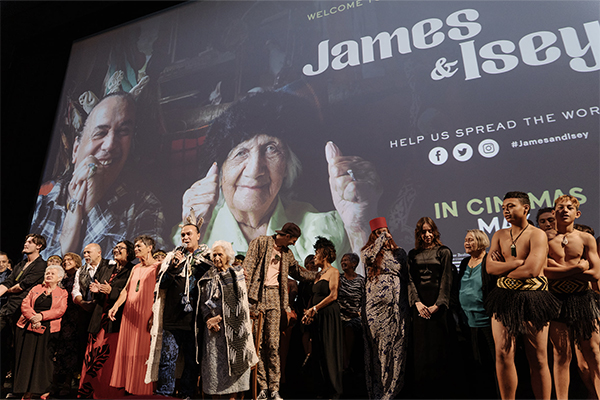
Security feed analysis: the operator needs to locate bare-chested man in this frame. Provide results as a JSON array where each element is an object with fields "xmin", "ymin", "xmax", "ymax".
[
  {"xmin": 545, "ymin": 195, "xmax": 600, "ymax": 399},
  {"xmin": 536, "ymin": 207, "xmax": 557, "ymax": 240},
  {"xmin": 486, "ymin": 191, "xmax": 561, "ymax": 400}
]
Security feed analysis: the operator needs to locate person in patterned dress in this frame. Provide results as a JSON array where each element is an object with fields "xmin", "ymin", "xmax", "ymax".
[{"xmin": 361, "ymin": 217, "xmax": 409, "ymax": 400}]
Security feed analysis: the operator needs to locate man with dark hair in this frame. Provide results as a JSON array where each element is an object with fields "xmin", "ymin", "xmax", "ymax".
[
  {"xmin": 574, "ymin": 223, "xmax": 595, "ymax": 236},
  {"xmin": 243, "ymin": 222, "xmax": 317, "ymax": 400},
  {"xmin": 0, "ymin": 234, "xmax": 47, "ymax": 388},
  {"xmin": 146, "ymin": 223, "xmax": 212, "ymax": 398},
  {"xmin": 233, "ymin": 254, "xmax": 245, "ymax": 266},
  {"xmin": 486, "ymin": 191, "xmax": 560, "ymax": 400},
  {"xmin": 30, "ymin": 92, "xmax": 164, "ymax": 259},
  {"xmin": 153, "ymin": 250, "xmax": 167, "ymax": 263},
  {"xmin": 0, "ymin": 252, "xmax": 10, "ymax": 284},
  {"xmin": 536, "ymin": 207, "xmax": 557, "ymax": 240},
  {"xmin": 0, "ymin": 251, "xmax": 10, "ymax": 312}
]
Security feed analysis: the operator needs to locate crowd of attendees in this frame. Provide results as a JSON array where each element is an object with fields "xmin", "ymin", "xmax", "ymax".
[{"xmin": 1, "ymin": 190, "xmax": 600, "ymax": 400}]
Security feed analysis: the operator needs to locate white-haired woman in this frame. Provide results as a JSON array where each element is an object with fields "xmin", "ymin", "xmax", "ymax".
[
  {"xmin": 197, "ymin": 240, "xmax": 258, "ymax": 399},
  {"xmin": 14, "ymin": 265, "xmax": 68, "ymax": 399},
  {"xmin": 458, "ymin": 229, "xmax": 499, "ymax": 398}
]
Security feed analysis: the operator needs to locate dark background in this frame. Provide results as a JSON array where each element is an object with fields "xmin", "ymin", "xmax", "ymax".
[
  {"xmin": 3, "ymin": 1, "xmax": 599, "ymax": 263},
  {"xmin": 1, "ymin": 1, "xmax": 186, "ymax": 263}
]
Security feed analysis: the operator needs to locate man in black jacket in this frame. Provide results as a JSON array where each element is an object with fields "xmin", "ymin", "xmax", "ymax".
[
  {"xmin": 0, "ymin": 234, "xmax": 47, "ymax": 388},
  {"xmin": 148, "ymin": 223, "xmax": 212, "ymax": 398}
]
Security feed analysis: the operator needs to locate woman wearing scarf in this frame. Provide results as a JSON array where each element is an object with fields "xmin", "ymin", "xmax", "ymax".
[{"xmin": 197, "ymin": 240, "xmax": 258, "ymax": 399}]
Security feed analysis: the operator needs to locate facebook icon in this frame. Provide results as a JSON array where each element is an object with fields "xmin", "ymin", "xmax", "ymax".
[{"xmin": 428, "ymin": 146, "xmax": 448, "ymax": 165}]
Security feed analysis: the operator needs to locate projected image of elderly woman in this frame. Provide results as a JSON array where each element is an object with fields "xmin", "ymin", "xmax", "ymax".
[{"xmin": 180, "ymin": 91, "xmax": 381, "ymax": 270}]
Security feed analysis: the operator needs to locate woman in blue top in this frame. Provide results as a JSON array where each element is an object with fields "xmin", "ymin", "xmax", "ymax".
[{"xmin": 458, "ymin": 229, "xmax": 498, "ymax": 399}]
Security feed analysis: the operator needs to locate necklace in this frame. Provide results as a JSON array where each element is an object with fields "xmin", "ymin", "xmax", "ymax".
[
  {"xmin": 418, "ymin": 249, "xmax": 433, "ymax": 275},
  {"xmin": 135, "ymin": 263, "xmax": 148, "ymax": 292},
  {"xmin": 317, "ymin": 265, "xmax": 332, "ymax": 280},
  {"xmin": 509, "ymin": 224, "xmax": 529, "ymax": 256},
  {"xmin": 562, "ymin": 232, "xmax": 569, "ymax": 247},
  {"xmin": 468, "ymin": 254, "xmax": 484, "ymax": 268}
]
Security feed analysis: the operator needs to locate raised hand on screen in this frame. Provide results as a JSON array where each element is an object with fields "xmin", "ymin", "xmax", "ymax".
[
  {"xmin": 326, "ymin": 141, "xmax": 382, "ymax": 253},
  {"xmin": 181, "ymin": 162, "xmax": 220, "ymax": 237},
  {"xmin": 61, "ymin": 154, "xmax": 113, "ymax": 254}
]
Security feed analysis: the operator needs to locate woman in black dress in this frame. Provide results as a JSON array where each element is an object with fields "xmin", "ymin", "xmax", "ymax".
[
  {"xmin": 14, "ymin": 265, "xmax": 68, "ymax": 399},
  {"xmin": 407, "ymin": 217, "xmax": 460, "ymax": 398},
  {"xmin": 52, "ymin": 252, "xmax": 82, "ymax": 397},
  {"xmin": 302, "ymin": 237, "xmax": 344, "ymax": 399}
]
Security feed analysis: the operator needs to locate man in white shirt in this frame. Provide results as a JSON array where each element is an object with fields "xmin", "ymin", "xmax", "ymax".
[{"xmin": 73, "ymin": 243, "xmax": 107, "ymax": 312}]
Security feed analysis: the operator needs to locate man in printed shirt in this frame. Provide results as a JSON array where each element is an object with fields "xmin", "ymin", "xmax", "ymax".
[
  {"xmin": 30, "ymin": 92, "xmax": 164, "ymax": 260},
  {"xmin": 243, "ymin": 222, "xmax": 316, "ymax": 400}
]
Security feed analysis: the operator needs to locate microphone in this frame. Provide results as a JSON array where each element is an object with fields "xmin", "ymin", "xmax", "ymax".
[{"xmin": 170, "ymin": 245, "xmax": 187, "ymax": 266}]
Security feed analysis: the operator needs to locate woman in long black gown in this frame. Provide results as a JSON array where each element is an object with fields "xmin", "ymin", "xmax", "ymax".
[
  {"xmin": 407, "ymin": 217, "xmax": 460, "ymax": 398},
  {"xmin": 302, "ymin": 237, "xmax": 343, "ymax": 399},
  {"xmin": 14, "ymin": 265, "xmax": 68, "ymax": 399}
]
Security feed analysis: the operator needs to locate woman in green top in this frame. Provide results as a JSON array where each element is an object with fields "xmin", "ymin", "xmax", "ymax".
[{"xmin": 458, "ymin": 229, "xmax": 498, "ymax": 399}]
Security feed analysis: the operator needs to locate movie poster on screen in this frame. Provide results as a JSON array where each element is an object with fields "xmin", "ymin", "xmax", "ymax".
[{"xmin": 31, "ymin": 1, "xmax": 600, "ymax": 273}]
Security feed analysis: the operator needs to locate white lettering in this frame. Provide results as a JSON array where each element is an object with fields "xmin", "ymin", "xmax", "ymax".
[
  {"xmin": 361, "ymin": 28, "xmax": 411, "ymax": 64},
  {"xmin": 446, "ymin": 9, "xmax": 481, "ymax": 41},
  {"xmin": 559, "ymin": 21, "xmax": 600, "ymax": 72},
  {"xmin": 302, "ymin": 40, "xmax": 329, "ymax": 76},
  {"xmin": 460, "ymin": 40, "xmax": 481, "ymax": 80},
  {"xmin": 412, "ymin": 18, "xmax": 445, "ymax": 49},
  {"xmin": 331, "ymin": 41, "xmax": 361, "ymax": 70},
  {"xmin": 480, "ymin": 40, "xmax": 519, "ymax": 74},
  {"xmin": 519, "ymin": 31, "xmax": 560, "ymax": 66},
  {"xmin": 478, "ymin": 217, "xmax": 500, "ymax": 234}
]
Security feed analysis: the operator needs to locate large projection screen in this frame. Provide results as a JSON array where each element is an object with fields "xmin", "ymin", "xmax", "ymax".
[{"xmin": 30, "ymin": 1, "xmax": 600, "ymax": 274}]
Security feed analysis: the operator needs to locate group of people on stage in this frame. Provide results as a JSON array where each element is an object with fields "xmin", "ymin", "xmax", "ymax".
[{"xmin": 1, "ymin": 190, "xmax": 599, "ymax": 400}]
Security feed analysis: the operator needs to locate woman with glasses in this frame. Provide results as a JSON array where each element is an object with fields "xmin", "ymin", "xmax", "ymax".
[{"xmin": 78, "ymin": 241, "xmax": 135, "ymax": 398}]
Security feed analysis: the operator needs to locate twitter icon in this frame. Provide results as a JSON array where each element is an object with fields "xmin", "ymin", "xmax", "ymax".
[{"xmin": 452, "ymin": 143, "xmax": 473, "ymax": 162}]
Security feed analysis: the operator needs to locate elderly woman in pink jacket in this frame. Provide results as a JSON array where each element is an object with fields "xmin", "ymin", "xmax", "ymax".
[{"xmin": 14, "ymin": 265, "xmax": 68, "ymax": 399}]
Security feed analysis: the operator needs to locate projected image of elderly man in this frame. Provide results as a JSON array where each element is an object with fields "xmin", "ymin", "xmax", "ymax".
[
  {"xmin": 31, "ymin": 92, "xmax": 164, "ymax": 259},
  {"xmin": 180, "ymin": 90, "xmax": 381, "ymax": 270}
]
